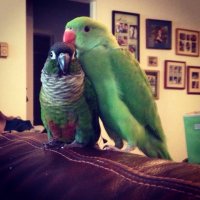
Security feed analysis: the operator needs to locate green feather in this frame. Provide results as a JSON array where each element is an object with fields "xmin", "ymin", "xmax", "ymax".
[
  {"xmin": 43, "ymin": 58, "xmax": 60, "ymax": 75},
  {"xmin": 40, "ymin": 43, "xmax": 100, "ymax": 146},
  {"xmin": 64, "ymin": 17, "xmax": 171, "ymax": 159}
]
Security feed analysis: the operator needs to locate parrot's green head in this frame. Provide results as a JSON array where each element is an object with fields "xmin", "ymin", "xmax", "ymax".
[
  {"xmin": 63, "ymin": 16, "xmax": 119, "ymax": 55},
  {"xmin": 43, "ymin": 42, "xmax": 75, "ymax": 76}
]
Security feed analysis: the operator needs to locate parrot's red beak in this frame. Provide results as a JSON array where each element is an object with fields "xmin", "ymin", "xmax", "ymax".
[{"xmin": 63, "ymin": 29, "xmax": 76, "ymax": 45}]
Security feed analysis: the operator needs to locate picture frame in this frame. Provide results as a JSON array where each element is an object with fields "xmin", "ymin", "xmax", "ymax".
[
  {"xmin": 164, "ymin": 60, "xmax": 186, "ymax": 89},
  {"xmin": 187, "ymin": 66, "xmax": 200, "ymax": 94},
  {"xmin": 148, "ymin": 56, "xmax": 158, "ymax": 67},
  {"xmin": 112, "ymin": 10, "xmax": 140, "ymax": 61},
  {"xmin": 176, "ymin": 28, "xmax": 199, "ymax": 57},
  {"xmin": 145, "ymin": 70, "xmax": 160, "ymax": 99},
  {"xmin": 146, "ymin": 19, "xmax": 172, "ymax": 49}
]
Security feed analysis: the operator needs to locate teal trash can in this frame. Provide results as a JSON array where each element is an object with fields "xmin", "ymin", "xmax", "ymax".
[{"xmin": 184, "ymin": 112, "xmax": 200, "ymax": 164}]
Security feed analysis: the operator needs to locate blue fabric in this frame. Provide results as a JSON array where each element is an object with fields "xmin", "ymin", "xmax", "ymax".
[{"xmin": 5, "ymin": 119, "xmax": 33, "ymax": 132}]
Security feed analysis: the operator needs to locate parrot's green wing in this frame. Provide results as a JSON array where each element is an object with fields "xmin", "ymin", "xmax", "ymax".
[
  {"xmin": 109, "ymin": 48, "xmax": 171, "ymax": 158},
  {"xmin": 81, "ymin": 46, "xmax": 170, "ymax": 159},
  {"xmin": 83, "ymin": 77, "xmax": 101, "ymax": 143},
  {"xmin": 109, "ymin": 48, "xmax": 164, "ymax": 140}
]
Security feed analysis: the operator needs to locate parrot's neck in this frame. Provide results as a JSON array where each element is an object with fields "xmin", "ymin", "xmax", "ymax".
[
  {"xmin": 40, "ymin": 69, "xmax": 85, "ymax": 106},
  {"xmin": 77, "ymin": 43, "xmax": 120, "ymax": 58}
]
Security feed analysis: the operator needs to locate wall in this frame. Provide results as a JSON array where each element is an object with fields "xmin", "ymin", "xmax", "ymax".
[
  {"xmin": 0, "ymin": 0, "xmax": 26, "ymax": 119},
  {"xmin": 94, "ymin": 0, "xmax": 200, "ymax": 161},
  {"xmin": 33, "ymin": 0, "xmax": 90, "ymax": 42}
]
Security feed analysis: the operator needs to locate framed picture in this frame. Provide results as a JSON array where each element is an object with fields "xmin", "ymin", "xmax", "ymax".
[
  {"xmin": 146, "ymin": 19, "xmax": 172, "ymax": 49},
  {"xmin": 164, "ymin": 60, "xmax": 186, "ymax": 89},
  {"xmin": 176, "ymin": 28, "xmax": 199, "ymax": 57},
  {"xmin": 145, "ymin": 70, "xmax": 160, "ymax": 99},
  {"xmin": 148, "ymin": 56, "xmax": 158, "ymax": 67},
  {"xmin": 187, "ymin": 66, "xmax": 200, "ymax": 94},
  {"xmin": 112, "ymin": 10, "xmax": 140, "ymax": 61}
]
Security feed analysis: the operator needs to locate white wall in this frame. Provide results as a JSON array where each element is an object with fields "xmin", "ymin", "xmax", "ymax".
[
  {"xmin": 94, "ymin": 0, "xmax": 200, "ymax": 161},
  {"xmin": 0, "ymin": 0, "xmax": 26, "ymax": 119}
]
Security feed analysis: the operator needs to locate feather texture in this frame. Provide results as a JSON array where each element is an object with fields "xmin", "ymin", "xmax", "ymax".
[
  {"xmin": 40, "ymin": 42, "xmax": 100, "ymax": 147},
  {"xmin": 63, "ymin": 17, "xmax": 171, "ymax": 159}
]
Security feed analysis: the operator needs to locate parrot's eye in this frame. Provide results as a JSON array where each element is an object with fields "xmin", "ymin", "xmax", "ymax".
[
  {"xmin": 84, "ymin": 26, "xmax": 90, "ymax": 32},
  {"xmin": 50, "ymin": 51, "xmax": 56, "ymax": 60}
]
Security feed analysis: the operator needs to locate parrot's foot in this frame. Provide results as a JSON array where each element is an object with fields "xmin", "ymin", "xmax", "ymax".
[
  {"xmin": 103, "ymin": 145, "xmax": 121, "ymax": 152},
  {"xmin": 103, "ymin": 144, "xmax": 136, "ymax": 153},
  {"xmin": 63, "ymin": 140, "xmax": 100, "ymax": 149},
  {"xmin": 62, "ymin": 140, "xmax": 85, "ymax": 149},
  {"xmin": 123, "ymin": 145, "xmax": 136, "ymax": 152},
  {"xmin": 43, "ymin": 140, "xmax": 65, "ymax": 150}
]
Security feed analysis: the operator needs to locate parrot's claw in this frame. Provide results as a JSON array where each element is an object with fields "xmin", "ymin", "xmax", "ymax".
[
  {"xmin": 43, "ymin": 140, "xmax": 65, "ymax": 150},
  {"xmin": 123, "ymin": 145, "xmax": 136, "ymax": 152},
  {"xmin": 103, "ymin": 144, "xmax": 136, "ymax": 153},
  {"xmin": 62, "ymin": 140, "xmax": 85, "ymax": 149},
  {"xmin": 103, "ymin": 145, "xmax": 121, "ymax": 152}
]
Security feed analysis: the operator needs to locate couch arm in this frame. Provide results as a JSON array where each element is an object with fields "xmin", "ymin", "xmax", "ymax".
[{"xmin": 0, "ymin": 132, "xmax": 200, "ymax": 200}]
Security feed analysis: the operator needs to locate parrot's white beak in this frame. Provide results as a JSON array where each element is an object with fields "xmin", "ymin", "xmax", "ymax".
[{"xmin": 63, "ymin": 29, "xmax": 76, "ymax": 46}]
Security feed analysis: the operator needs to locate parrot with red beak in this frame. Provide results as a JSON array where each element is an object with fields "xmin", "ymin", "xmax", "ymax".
[{"xmin": 63, "ymin": 17, "xmax": 171, "ymax": 159}]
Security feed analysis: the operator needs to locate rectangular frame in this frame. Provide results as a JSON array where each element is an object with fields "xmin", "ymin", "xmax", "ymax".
[
  {"xmin": 187, "ymin": 66, "xmax": 200, "ymax": 94},
  {"xmin": 112, "ymin": 10, "xmax": 140, "ymax": 61},
  {"xmin": 148, "ymin": 56, "xmax": 158, "ymax": 67},
  {"xmin": 146, "ymin": 19, "xmax": 172, "ymax": 49},
  {"xmin": 145, "ymin": 70, "xmax": 160, "ymax": 99},
  {"xmin": 164, "ymin": 60, "xmax": 186, "ymax": 89},
  {"xmin": 176, "ymin": 28, "xmax": 199, "ymax": 57}
]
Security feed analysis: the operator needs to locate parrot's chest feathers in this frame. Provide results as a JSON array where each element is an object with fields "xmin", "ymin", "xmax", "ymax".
[{"xmin": 40, "ymin": 69, "xmax": 84, "ymax": 105}]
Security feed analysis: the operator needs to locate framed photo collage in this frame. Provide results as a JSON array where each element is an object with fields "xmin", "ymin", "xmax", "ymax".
[{"xmin": 112, "ymin": 10, "xmax": 200, "ymax": 98}]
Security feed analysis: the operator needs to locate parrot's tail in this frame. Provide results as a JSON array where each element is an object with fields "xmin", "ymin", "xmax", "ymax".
[
  {"xmin": 139, "ymin": 142, "xmax": 172, "ymax": 160},
  {"xmin": 137, "ymin": 126, "xmax": 172, "ymax": 160}
]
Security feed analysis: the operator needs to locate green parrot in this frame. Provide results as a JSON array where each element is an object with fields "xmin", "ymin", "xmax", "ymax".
[
  {"xmin": 40, "ymin": 42, "xmax": 100, "ymax": 148},
  {"xmin": 63, "ymin": 17, "xmax": 171, "ymax": 159}
]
